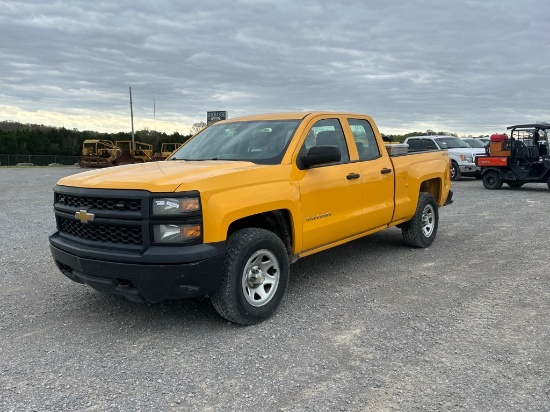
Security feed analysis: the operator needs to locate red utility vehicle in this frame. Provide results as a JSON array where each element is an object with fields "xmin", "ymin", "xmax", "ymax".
[{"xmin": 475, "ymin": 123, "xmax": 550, "ymax": 189}]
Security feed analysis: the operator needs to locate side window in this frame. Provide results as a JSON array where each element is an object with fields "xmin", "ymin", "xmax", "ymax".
[
  {"xmin": 419, "ymin": 139, "xmax": 431, "ymax": 150},
  {"xmin": 299, "ymin": 118, "xmax": 349, "ymax": 163},
  {"xmin": 348, "ymin": 118, "xmax": 380, "ymax": 161},
  {"xmin": 407, "ymin": 139, "xmax": 420, "ymax": 150}
]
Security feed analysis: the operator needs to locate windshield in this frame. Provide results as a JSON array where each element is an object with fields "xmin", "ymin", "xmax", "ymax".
[
  {"xmin": 436, "ymin": 137, "xmax": 470, "ymax": 149},
  {"xmin": 462, "ymin": 138, "xmax": 486, "ymax": 148},
  {"xmin": 171, "ymin": 120, "xmax": 300, "ymax": 164}
]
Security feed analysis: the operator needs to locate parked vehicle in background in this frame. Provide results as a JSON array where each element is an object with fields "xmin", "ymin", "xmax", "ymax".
[
  {"xmin": 475, "ymin": 123, "xmax": 550, "ymax": 189},
  {"xmin": 404, "ymin": 135, "xmax": 485, "ymax": 180},
  {"xmin": 460, "ymin": 137, "xmax": 487, "ymax": 149}
]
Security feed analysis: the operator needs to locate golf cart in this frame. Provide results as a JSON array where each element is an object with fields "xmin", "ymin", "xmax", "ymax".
[{"xmin": 475, "ymin": 123, "xmax": 550, "ymax": 189}]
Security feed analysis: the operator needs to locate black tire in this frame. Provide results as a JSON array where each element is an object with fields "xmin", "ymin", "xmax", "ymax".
[
  {"xmin": 211, "ymin": 228, "xmax": 289, "ymax": 325},
  {"xmin": 450, "ymin": 161, "xmax": 461, "ymax": 181},
  {"xmin": 547, "ymin": 176, "xmax": 550, "ymax": 190},
  {"xmin": 401, "ymin": 192, "xmax": 439, "ymax": 248},
  {"xmin": 506, "ymin": 181, "xmax": 523, "ymax": 188},
  {"xmin": 483, "ymin": 171, "xmax": 503, "ymax": 190}
]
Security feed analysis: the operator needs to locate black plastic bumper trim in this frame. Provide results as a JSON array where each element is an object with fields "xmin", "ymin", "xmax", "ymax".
[{"xmin": 51, "ymin": 244, "xmax": 225, "ymax": 302}]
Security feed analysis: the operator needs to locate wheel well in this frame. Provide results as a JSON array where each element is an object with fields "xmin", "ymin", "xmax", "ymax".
[
  {"xmin": 227, "ymin": 210, "xmax": 293, "ymax": 254},
  {"xmin": 419, "ymin": 178, "xmax": 441, "ymax": 203}
]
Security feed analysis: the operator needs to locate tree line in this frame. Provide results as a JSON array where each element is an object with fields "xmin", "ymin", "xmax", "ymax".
[
  {"xmin": 0, "ymin": 119, "xmax": 460, "ymax": 156},
  {"xmin": 0, "ymin": 120, "xmax": 201, "ymax": 156}
]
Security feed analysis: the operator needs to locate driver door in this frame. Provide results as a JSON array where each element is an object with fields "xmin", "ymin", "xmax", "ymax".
[{"xmin": 297, "ymin": 118, "xmax": 363, "ymax": 251}]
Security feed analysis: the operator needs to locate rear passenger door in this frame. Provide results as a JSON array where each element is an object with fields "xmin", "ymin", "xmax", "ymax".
[{"xmin": 346, "ymin": 118, "xmax": 395, "ymax": 232}]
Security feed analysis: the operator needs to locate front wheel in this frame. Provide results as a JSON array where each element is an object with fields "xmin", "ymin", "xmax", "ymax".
[
  {"xmin": 483, "ymin": 171, "xmax": 503, "ymax": 190},
  {"xmin": 451, "ymin": 161, "xmax": 461, "ymax": 181},
  {"xmin": 211, "ymin": 228, "xmax": 289, "ymax": 325},
  {"xmin": 401, "ymin": 192, "xmax": 439, "ymax": 248}
]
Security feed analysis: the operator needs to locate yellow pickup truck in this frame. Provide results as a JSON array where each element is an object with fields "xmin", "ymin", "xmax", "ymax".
[{"xmin": 50, "ymin": 112, "xmax": 453, "ymax": 324}]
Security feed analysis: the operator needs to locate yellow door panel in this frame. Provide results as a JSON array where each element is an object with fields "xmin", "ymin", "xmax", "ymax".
[
  {"xmin": 357, "ymin": 157, "xmax": 395, "ymax": 231},
  {"xmin": 299, "ymin": 163, "xmax": 362, "ymax": 251}
]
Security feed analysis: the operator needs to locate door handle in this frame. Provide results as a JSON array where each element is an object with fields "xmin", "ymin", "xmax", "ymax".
[
  {"xmin": 346, "ymin": 173, "xmax": 361, "ymax": 180},
  {"xmin": 380, "ymin": 168, "xmax": 392, "ymax": 174}
]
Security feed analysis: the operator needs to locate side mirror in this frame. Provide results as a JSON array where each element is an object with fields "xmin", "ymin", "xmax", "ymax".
[{"xmin": 300, "ymin": 146, "xmax": 341, "ymax": 168}]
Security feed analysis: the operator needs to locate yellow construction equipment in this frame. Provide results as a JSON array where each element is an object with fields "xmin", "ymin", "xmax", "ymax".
[
  {"xmin": 79, "ymin": 140, "xmax": 122, "ymax": 168},
  {"xmin": 114, "ymin": 140, "xmax": 154, "ymax": 165},
  {"xmin": 152, "ymin": 143, "xmax": 183, "ymax": 161}
]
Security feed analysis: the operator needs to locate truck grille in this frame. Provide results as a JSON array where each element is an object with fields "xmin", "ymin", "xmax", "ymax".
[
  {"xmin": 54, "ymin": 187, "xmax": 149, "ymax": 249},
  {"xmin": 59, "ymin": 217, "xmax": 143, "ymax": 245},
  {"xmin": 56, "ymin": 193, "xmax": 141, "ymax": 212}
]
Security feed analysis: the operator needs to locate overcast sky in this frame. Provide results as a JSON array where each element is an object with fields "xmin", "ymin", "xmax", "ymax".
[{"xmin": 1, "ymin": 0, "xmax": 548, "ymax": 136}]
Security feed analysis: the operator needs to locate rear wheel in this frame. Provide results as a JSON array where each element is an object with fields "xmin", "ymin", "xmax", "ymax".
[
  {"xmin": 450, "ymin": 161, "xmax": 461, "ymax": 181},
  {"xmin": 211, "ymin": 228, "xmax": 289, "ymax": 325},
  {"xmin": 483, "ymin": 171, "xmax": 503, "ymax": 190},
  {"xmin": 401, "ymin": 192, "xmax": 438, "ymax": 248},
  {"xmin": 547, "ymin": 176, "xmax": 550, "ymax": 190}
]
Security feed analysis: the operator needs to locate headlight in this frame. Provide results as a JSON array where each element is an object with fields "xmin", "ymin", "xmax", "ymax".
[
  {"xmin": 153, "ymin": 223, "xmax": 201, "ymax": 243},
  {"xmin": 459, "ymin": 155, "xmax": 473, "ymax": 163},
  {"xmin": 152, "ymin": 197, "xmax": 200, "ymax": 215}
]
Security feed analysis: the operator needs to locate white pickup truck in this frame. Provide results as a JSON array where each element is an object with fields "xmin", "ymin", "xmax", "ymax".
[{"xmin": 404, "ymin": 135, "xmax": 485, "ymax": 181}]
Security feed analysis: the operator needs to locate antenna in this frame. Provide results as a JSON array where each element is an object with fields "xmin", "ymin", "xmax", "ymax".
[{"xmin": 129, "ymin": 87, "xmax": 135, "ymax": 150}]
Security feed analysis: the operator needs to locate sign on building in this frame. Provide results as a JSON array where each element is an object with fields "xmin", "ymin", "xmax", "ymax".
[{"xmin": 207, "ymin": 111, "xmax": 228, "ymax": 126}]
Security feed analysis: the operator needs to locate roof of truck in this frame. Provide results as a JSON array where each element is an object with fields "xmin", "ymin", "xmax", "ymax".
[{"xmin": 216, "ymin": 111, "xmax": 371, "ymax": 122}]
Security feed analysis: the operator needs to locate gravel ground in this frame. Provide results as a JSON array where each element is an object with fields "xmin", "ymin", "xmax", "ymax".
[{"xmin": 1, "ymin": 166, "xmax": 549, "ymax": 411}]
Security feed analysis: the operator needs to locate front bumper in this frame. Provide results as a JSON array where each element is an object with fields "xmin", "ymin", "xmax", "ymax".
[
  {"xmin": 50, "ymin": 233, "xmax": 225, "ymax": 303},
  {"xmin": 459, "ymin": 164, "xmax": 481, "ymax": 174}
]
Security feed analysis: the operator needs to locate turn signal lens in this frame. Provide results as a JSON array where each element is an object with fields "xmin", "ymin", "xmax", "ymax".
[{"xmin": 153, "ymin": 224, "xmax": 202, "ymax": 243}]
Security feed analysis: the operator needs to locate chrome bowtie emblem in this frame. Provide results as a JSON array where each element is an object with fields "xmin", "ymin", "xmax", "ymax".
[{"xmin": 75, "ymin": 209, "xmax": 95, "ymax": 224}]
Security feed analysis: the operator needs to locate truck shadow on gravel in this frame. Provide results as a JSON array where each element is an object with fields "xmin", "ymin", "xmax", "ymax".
[
  {"xmin": 67, "ymin": 290, "xmax": 225, "ymax": 328},
  {"xmin": 58, "ymin": 228, "xmax": 410, "ymax": 328},
  {"xmin": 286, "ymin": 228, "xmax": 405, "ymax": 289}
]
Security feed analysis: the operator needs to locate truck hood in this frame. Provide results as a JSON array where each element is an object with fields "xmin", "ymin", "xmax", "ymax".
[{"xmin": 57, "ymin": 160, "xmax": 270, "ymax": 192}]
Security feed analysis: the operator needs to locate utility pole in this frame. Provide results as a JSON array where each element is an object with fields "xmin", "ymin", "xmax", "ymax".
[{"xmin": 129, "ymin": 87, "xmax": 135, "ymax": 150}]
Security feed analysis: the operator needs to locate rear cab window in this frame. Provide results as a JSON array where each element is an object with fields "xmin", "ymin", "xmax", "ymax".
[{"xmin": 347, "ymin": 118, "xmax": 381, "ymax": 161}]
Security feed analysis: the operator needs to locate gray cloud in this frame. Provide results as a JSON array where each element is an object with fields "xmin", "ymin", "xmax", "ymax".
[{"xmin": 0, "ymin": 0, "xmax": 548, "ymax": 134}]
